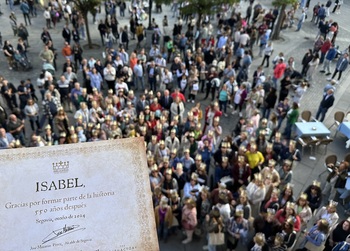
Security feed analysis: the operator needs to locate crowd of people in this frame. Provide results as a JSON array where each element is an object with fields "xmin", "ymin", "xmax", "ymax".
[{"xmin": 1, "ymin": 0, "xmax": 350, "ymax": 251}]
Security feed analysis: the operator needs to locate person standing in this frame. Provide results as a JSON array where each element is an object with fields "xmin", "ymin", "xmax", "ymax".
[
  {"xmin": 218, "ymin": 84, "xmax": 229, "ymax": 117},
  {"xmin": 17, "ymin": 23, "xmax": 29, "ymax": 47},
  {"xmin": 24, "ymin": 98, "xmax": 41, "ymax": 132},
  {"xmin": 9, "ymin": 12, "xmax": 18, "ymax": 36},
  {"xmin": 261, "ymin": 41, "xmax": 273, "ymax": 68},
  {"xmin": 272, "ymin": 59, "xmax": 286, "ymax": 88},
  {"xmin": 315, "ymin": 89, "xmax": 335, "ymax": 122},
  {"xmin": 43, "ymin": 7, "xmax": 51, "ymax": 29},
  {"xmin": 17, "ymin": 80, "xmax": 30, "ymax": 113},
  {"xmin": 3, "ymin": 40, "xmax": 15, "ymax": 70},
  {"xmin": 62, "ymin": 25, "xmax": 71, "ymax": 44},
  {"xmin": 327, "ymin": 53, "xmax": 349, "ymax": 84},
  {"xmin": 181, "ymin": 198, "xmax": 197, "ymax": 244},
  {"xmin": 296, "ymin": 9, "xmax": 306, "ymax": 32},
  {"xmin": 120, "ymin": 26, "xmax": 129, "ymax": 50},
  {"xmin": 306, "ymin": 53, "xmax": 320, "ymax": 83},
  {"xmin": 42, "ymin": 92, "xmax": 60, "ymax": 130},
  {"xmin": 301, "ymin": 49, "xmax": 313, "ymax": 77},
  {"xmin": 20, "ymin": 0, "xmax": 31, "ymax": 26},
  {"xmin": 98, "ymin": 20, "xmax": 107, "ymax": 46},
  {"xmin": 72, "ymin": 41, "xmax": 83, "ymax": 70},
  {"xmin": 283, "ymin": 102, "xmax": 299, "ymax": 139},
  {"xmin": 320, "ymin": 44, "xmax": 337, "ymax": 75},
  {"xmin": 325, "ymin": 0, "xmax": 332, "ymax": 17}
]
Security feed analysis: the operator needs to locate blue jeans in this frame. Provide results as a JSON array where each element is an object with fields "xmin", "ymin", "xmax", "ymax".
[
  {"xmin": 320, "ymin": 52, "xmax": 326, "ymax": 64},
  {"xmin": 206, "ymin": 234, "xmax": 217, "ymax": 251},
  {"xmin": 149, "ymin": 77, "xmax": 157, "ymax": 92},
  {"xmin": 283, "ymin": 122, "xmax": 294, "ymax": 139},
  {"xmin": 277, "ymin": 117, "xmax": 285, "ymax": 130},
  {"xmin": 262, "ymin": 107, "xmax": 271, "ymax": 119},
  {"xmin": 297, "ymin": 20, "xmax": 303, "ymax": 31},
  {"xmin": 315, "ymin": 106, "xmax": 328, "ymax": 122},
  {"xmin": 219, "ymin": 100, "xmax": 227, "ymax": 113},
  {"xmin": 79, "ymin": 26, "xmax": 85, "ymax": 40},
  {"xmin": 13, "ymin": 131, "xmax": 25, "ymax": 146},
  {"xmin": 337, "ymin": 188, "xmax": 350, "ymax": 199},
  {"xmin": 272, "ymin": 77, "xmax": 278, "ymax": 89},
  {"xmin": 136, "ymin": 76, "xmax": 145, "ymax": 90},
  {"xmin": 157, "ymin": 221, "xmax": 169, "ymax": 240}
]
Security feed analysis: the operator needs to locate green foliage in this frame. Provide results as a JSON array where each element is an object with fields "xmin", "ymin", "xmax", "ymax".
[
  {"xmin": 272, "ymin": 0, "xmax": 298, "ymax": 7},
  {"xmin": 154, "ymin": 0, "xmax": 173, "ymax": 5},
  {"xmin": 177, "ymin": 0, "xmax": 239, "ymax": 16},
  {"xmin": 72, "ymin": 0, "xmax": 102, "ymax": 15}
]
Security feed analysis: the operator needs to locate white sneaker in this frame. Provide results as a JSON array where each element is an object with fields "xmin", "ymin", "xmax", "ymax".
[
  {"xmin": 224, "ymin": 113, "xmax": 228, "ymax": 117},
  {"xmin": 239, "ymin": 112, "xmax": 242, "ymax": 117},
  {"xmin": 182, "ymin": 238, "xmax": 192, "ymax": 244},
  {"xmin": 231, "ymin": 110, "xmax": 237, "ymax": 115},
  {"xmin": 187, "ymin": 99, "xmax": 190, "ymax": 103},
  {"xmin": 191, "ymin": 100, "xmax": 195, "ymax": 103},
  {"xmin": 336, "ymin": 80, "xmax": 339, "ymax": 84},
  {"xmin": 326, "ymin": 77, "xmax": 332, "ymax": 81},
  {"xmin": 229, "ymin": 104, "xmax": 233, "ymax": 109}
]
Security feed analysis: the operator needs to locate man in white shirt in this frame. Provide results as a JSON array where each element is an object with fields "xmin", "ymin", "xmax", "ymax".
[
  {"xmin": 239, "ymin": 30, "xmax": 250, "ymax": 47},
  {"xmin": 115, "ymin": 77, "xmax": 129, "ymax": 93}
]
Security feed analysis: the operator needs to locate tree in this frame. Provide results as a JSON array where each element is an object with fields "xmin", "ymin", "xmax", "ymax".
[
  {"xmin": 72, "ymin": 0, "xmax": 102, "ymax": 48},
  {"xmin": 179, "ymin": 0, "xmax": 240, "ymax": 28},
  {"xmin": 271, "ymin": 0, "xmax": 298, "ymax": 40}
]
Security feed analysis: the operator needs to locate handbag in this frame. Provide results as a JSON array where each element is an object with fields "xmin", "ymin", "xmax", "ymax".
[
  {"xmin": 304, "ymin": 232, "xmax": 325, "ymax": 251},
  {"xmin": 304, "ymin": 241, "xmax": 324, "ymax": 251},
  {"xmin": 208, "ymin": 226, "xmax": 225, "ymax": 246}
]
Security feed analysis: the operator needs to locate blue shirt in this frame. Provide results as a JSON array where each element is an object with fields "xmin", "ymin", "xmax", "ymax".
[{"xmin": 219, "ymin": 90, "xmax": 228, "ymax": 102}]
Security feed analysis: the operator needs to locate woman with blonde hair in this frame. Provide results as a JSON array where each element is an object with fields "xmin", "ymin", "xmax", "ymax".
[
  {"xmin": 236, "ymin": 190, "xmax": 252, "ymax": 220},
  {"xmin": 296, "ymin": 219, "xmax": 329, "ymax": 251},
  {"xmin": 295, "ymin": 193, "xmax": 312, "ymax": 230},
  {"xmin": 251, "ymin": 232, "xmax": 266, "ymax": 251},
  {"xmin": 181, "ymin": 197, "xmax": 197, "ymax": 244}
]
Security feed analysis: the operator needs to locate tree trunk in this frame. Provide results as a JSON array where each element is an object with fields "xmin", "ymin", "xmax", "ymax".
[
  {"xmin": 196, "ymin": 13, "xmax": 202, "ymax": 29},
  {"xmin": 84, "ymin": 12, "xmax": 93, "ymax": 49},
  {"xmin": 148, "ymin": 0, "xmax": 153, "ymax": 29},
  {"xmin": 271, "ymin": 4, "xmax": 286, "ymax": 40}
]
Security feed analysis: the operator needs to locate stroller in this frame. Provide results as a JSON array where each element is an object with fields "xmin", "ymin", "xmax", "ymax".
[
  {"xmin": 12, "ymin": 51, "xmax": 32, "ymax": 71},
  {"xmin": 42, "ymin": 62, "xmax": 55, "ymax": 76}
]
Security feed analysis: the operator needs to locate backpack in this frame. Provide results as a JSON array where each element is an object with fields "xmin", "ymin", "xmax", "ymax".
[
  {"xmin": 326, "ymin": 0, "xmax": 332, "ymax": 7},
  {"xmin": 136, "ymin": 26, "xmax": 143, "ymax": 36}
]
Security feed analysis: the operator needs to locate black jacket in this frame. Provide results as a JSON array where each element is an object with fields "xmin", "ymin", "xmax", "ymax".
[{"xmin": 320, "ymin": 94, "xmax": 335, "ymax": 109}]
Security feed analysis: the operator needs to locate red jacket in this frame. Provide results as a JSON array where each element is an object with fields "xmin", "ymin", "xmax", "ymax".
[
  {"xmin": 320, "ymin": 41, "xmax": 331, "ymax": 54},
  {"xmin": 273, "ymin": 63, "xmax": 286, "ymax": 79},
  {"xmin": 275, "ymin": 209, "xmax": 301, "ymax": 232},
  {"xmin": 204, "ymin": 107, "xmax": 222, "ymax": 122}
]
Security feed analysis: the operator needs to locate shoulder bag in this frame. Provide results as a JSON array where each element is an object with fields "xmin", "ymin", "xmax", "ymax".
[
  {"xmin": 208, "ymin": 225, "xmax": 225, "ymax": 246},
  {"xmin": 304, "ymin": 233, "xmax": 325, "ymax": 251}
]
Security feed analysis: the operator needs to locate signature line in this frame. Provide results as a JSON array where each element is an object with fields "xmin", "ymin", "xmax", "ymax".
[{"xmin": 42, "ymin": 225, "xmax": 85, "ymax": 244}]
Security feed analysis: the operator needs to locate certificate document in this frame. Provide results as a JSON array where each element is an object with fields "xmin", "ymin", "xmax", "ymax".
[{"xmin": 0, "ymin": 138, "xmax": 159, "ymax": 251}]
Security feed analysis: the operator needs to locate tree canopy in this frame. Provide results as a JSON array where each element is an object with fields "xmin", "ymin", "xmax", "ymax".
[
  {"xmin": 272, "ymin": 0, "xmax": 298, "ymax": 7},
  {"xmin": 271, "ymin": 0, "xmax": 299, "ymax": 40},
  {"xmin": 71, "ymin": 0, "xmax": 102, "ymax": 48}
]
